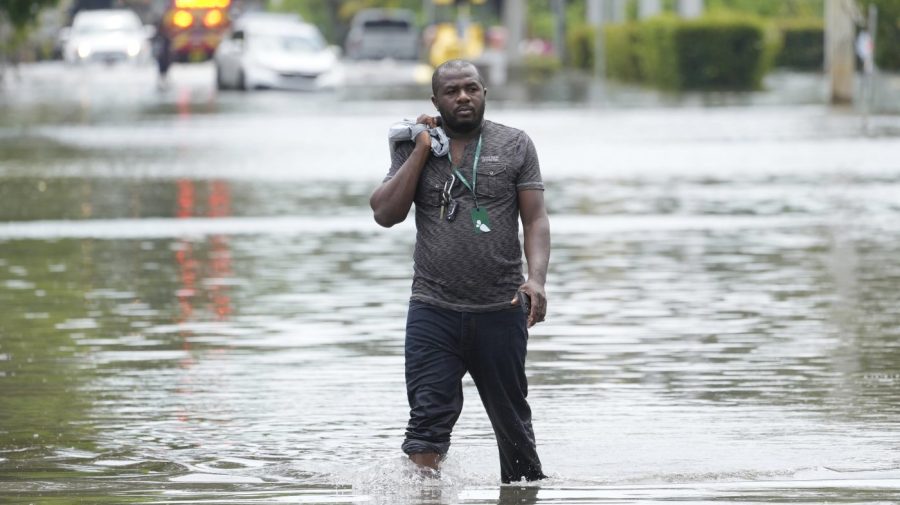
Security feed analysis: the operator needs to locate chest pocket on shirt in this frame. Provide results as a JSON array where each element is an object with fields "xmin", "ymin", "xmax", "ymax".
[
  {"xmin": 474, "ymin": 163, "xmax": 510, "ymax": 199},
  {"xmin": 416, "ymin": 169, "xmax": 446, "ymax": 207}
]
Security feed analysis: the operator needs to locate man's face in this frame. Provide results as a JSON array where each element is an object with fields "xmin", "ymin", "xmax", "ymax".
[{"xmin": 431, "ymin": 66, "xmax": 486, "ymax": 134}]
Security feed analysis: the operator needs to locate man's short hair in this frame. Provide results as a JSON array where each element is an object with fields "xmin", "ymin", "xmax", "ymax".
[{"xmin": 432, "ymin": 59, "xmax": 485, "ymax": 95}]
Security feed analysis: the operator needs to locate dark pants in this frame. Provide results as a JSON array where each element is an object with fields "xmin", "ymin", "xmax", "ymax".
[{"xmin": 402, "ymin": 301, "xmax": 545, "ymax": 483}]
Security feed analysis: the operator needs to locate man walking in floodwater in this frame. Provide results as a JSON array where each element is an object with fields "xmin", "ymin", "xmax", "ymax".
[{"xmin": 370, "ymin": 60, "xmax": 550, "ymax": 483}]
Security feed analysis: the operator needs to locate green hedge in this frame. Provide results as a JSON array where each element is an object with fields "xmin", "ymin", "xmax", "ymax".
[
  {"xmin": 675, "ymin": 16, "xmax": 776, "ymax": 90},
  {"xmin": 596, "ymin": 15, "xmax": 775, "ymax": 91},
  {"xmin": 775, "ymin": 19, "xmax": 824, "ymax": 70},
  {"xmin": 603, "ymin": 23, "xmax": 643, "ymax": 81},
  {"xmin": 635, "ymin": 17, "xmax": 682, "ymax": 88},
  {"xmin": 568, "ymin": 23, "xmax": 597, "ymax": 72}
]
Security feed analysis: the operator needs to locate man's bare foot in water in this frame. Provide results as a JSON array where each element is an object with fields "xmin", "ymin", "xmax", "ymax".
[{"xmin": 409, "ymin": 452, "xmax": 441, "ymax": 478}]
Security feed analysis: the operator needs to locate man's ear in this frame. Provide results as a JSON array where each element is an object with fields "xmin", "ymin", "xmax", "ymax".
[
  {"xmin": 483, "ymin": 87, "xmax": 488, "ymax": 98},
  {"xmin": 431, "ymin": 95, "xmax": 438, "ymax": 110}
]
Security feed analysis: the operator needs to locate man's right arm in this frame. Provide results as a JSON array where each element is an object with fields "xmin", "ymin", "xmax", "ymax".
[{"xmin": 370, "ymin": 119, "xmax": 435, "ymax": 228}]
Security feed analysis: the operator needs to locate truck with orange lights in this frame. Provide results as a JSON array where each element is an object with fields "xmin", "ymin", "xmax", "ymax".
[{"xmin": 161, "ymin": 0, "xmax": 232, "ymax": 62}]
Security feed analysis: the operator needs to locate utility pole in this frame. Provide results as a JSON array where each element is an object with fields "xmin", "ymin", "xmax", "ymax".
[
  {"xmin": 503, "ymin": 0, "xmax": 526, "ymax": 66},
  {"xmin": 0, "ymin": 13, "xmax": 6, "ymax": 87},
  {"xmin": 551, "ymin": 0, "xmax": 566, "ymax": 64},
  {"xmin": 826, "ymin": 0, "xmax": 856, "ymax": 104},
  {"xmin": 587, "ymin": 0, "xmax": 627, "ymax": 77},
  {"xmin": 586, "ymin": 0, "xmax": 605, "ymax": 77},
  {"xmin": 860, "ymin": 4, "xmax": 878, "ymax": 125}
]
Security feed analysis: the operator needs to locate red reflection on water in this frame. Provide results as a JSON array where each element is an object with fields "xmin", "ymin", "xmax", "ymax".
[
  {"xmin": 177, "ymin": 87, "xmax": 192, "ymax": 118},
  {"xmin": 176, "ymin": 179, "xmax": 195, "ymax": 219},
  {"xmin": 172, "ymin": 180, "xmax": 235, "ymax": 426},
  {"xmin": 174, "ymin": 179, "xmax": 233, "ymax": 324},
  {"xmin": 207, "ymin": 180, "xmax": 232, "ymax": 320}
]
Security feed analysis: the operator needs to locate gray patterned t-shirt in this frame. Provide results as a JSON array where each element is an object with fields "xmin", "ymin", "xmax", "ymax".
[{"xmin": 384, "ymin": 120, "xmax": 544, "ymax": 312}]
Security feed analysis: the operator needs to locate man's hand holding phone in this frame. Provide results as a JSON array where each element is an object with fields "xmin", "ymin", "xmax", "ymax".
[{"xmin": 512, "ymin": 281, "xmax": 546, "ymax": 328}]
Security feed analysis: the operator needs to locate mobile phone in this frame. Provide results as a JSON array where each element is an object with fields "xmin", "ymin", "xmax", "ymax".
[{"xmin": 517, "ymin": 291, "xmax": 531, "ymax": 317}]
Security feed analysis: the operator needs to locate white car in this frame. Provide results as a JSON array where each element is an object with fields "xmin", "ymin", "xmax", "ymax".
[
  {"xmin": 214, "ymin": 18, "xmax": 343, "ymax": 91},
  {"xmin": 61, "ymin": 9, "xmax": 154, "ymax": 65},
  {"xmin": 345, "ymin": 8, "xmax": 419, "ymax": 61}
]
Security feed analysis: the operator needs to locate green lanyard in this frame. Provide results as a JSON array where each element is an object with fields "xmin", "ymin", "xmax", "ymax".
[{"xmin": 448, "ymin": 134, "xmax": 483, "ymax": 208}]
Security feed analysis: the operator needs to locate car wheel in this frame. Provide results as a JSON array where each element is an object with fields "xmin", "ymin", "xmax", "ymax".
[
  {"xmin": 215, "ymin": 64, "xmax": 228, "ymax": 90},
  {"xmin": 237, "ymin": 68, "xmax": 247, "ymax": 91}
]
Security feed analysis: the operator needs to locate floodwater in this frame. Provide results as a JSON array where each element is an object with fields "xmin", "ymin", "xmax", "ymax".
[{"xmin": 1, "ymin": 62, "xmax": 900, "ymax": 504}]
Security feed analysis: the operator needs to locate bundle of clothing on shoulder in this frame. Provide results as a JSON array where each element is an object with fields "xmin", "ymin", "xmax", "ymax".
[{"xmin": 388, "ymin": 119, "xmax": 449, "ymax": 157}]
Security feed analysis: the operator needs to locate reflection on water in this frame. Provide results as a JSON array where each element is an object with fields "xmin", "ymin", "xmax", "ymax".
[
  {"xmin": 2, "ymin": 68, "xmax": 900, "ymax": 502},
  {"xmin": 1, "ymin": 170, "xmax": 899, "ymax": 503}
]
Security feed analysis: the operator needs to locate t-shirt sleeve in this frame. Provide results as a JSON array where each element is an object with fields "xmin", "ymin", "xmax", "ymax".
[
  {"xmin": 384, "ymin": 141, "xmax": 414, "ymax": 183},
  {"xmin": 516, "ymin": 132, "xmax": 544, "ymax": 191}
]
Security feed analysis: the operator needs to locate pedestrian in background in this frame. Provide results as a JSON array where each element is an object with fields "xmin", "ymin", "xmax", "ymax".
[
  {"xmin": 370, "ymin": 59, "xmax": 551, "ymax": 483},
  {"xmin": 153, "ymin": 15, "xmax": 171, "ymax": 86}
]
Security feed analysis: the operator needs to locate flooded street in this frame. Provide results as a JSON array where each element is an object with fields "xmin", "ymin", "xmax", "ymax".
[{"xmin": 1, "ymin": 62, "xmax": 900, "ymax": 504}]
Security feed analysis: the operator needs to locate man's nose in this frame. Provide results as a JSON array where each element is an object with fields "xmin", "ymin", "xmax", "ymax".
[{"xmin": 457, "ymin": 90, "xmax": 471, "ymax": 103}]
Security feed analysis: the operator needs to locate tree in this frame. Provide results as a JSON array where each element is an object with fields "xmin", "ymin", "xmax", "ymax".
[
  {"xmin": 0, "ymin": 0, "xmax": 60, "ymax": 32},
  {"xmin": 1, "ymin": 0, "xmax": 60, "ymax": 72},
  {"xmin": 705, "ymin": 0, "xmax": 825, "ymax": 18}
]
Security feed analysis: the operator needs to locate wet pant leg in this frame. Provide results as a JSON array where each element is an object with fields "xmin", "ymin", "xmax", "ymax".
[
  {"xmin": 465, "ymin": 307, "xmax": 545, "ymax": 483},
  {"xmin": 402, "ymin": 301, "xmax": 466, "ymax": 455}
]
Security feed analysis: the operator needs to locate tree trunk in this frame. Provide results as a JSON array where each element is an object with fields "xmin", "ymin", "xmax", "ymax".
[
  {"xmin": 503, "ymin": 0, "xmax": 526, "ymax": 64},
  {"xmin": 826, "ymin": 0, "xmax": 856, "ymax": 104}
]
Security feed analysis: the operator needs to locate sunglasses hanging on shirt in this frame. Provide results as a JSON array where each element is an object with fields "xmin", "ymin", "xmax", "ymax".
[{"xmin": 440, "ymin": 174, "xmax": 459, "ymax": 222}]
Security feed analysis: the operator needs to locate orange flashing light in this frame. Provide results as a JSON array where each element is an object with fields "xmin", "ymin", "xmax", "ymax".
[
  {"xmin": 175, "ymin": 0, "xmax": 230, "ymax": 8},
  {"xmin": 172, "ymin": 10, "xmax": 194, "ymax": 28},
  {"xmin": 203, "ymin": 9, "xmax": 224, "ymax": 28}
]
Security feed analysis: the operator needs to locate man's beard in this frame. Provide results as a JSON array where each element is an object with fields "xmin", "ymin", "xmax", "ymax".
[{"xmin": 438, "ymin": 101, "xmax": 485, "ymax": 134}]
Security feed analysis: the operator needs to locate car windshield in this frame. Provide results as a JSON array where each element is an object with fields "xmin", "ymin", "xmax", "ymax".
[
  {"xmin": 250, "ymin": 33, "xmax": 323, "ymax": 54},
  {"xmin": 74, "ymin": 16, "xmax": 141, "ymax": 34},
  {"xmin": 362, "ymin": 19, "xmax": 412, "ymax": 33}
]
